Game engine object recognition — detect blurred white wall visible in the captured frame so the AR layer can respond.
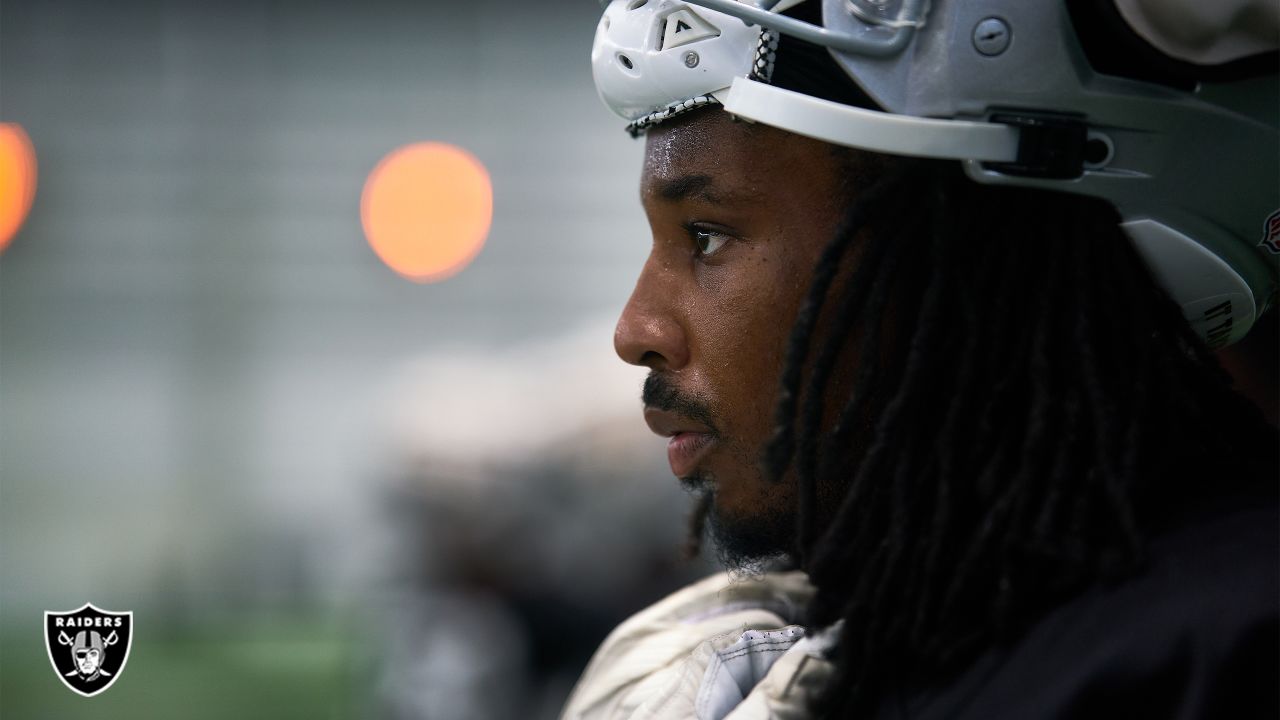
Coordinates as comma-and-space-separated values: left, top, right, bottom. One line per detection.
0, 0, 663, 622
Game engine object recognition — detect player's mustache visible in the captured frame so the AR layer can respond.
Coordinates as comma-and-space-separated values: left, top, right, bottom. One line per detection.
642, 372, 720, 435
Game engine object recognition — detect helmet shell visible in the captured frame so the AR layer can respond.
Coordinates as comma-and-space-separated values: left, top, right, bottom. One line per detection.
820, 0, 1277, 345
592, 0, 760, 122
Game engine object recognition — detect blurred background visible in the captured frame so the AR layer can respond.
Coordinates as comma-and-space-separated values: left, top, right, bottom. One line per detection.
0, 1, 717, 717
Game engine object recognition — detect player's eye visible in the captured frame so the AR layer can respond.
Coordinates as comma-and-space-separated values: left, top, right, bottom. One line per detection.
685, 223, 731, 257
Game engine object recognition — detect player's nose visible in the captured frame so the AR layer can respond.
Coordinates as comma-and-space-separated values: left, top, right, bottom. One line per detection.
614, 253, 690, 371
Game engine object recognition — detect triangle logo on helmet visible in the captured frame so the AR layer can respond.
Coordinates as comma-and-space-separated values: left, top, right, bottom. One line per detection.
662, 8, 720, 50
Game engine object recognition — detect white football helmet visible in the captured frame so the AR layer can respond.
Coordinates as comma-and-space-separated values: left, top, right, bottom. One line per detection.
591, 0, 1280, 347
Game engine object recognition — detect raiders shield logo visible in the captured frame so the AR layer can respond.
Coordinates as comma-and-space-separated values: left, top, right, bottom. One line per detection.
44, 603, 133, 697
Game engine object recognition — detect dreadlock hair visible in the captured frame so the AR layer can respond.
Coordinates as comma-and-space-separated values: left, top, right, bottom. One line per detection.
757, 159, 1278, 717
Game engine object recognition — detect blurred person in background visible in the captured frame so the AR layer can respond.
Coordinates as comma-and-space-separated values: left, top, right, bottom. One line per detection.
371, 327, 716, 719
562, 0, 1279, 718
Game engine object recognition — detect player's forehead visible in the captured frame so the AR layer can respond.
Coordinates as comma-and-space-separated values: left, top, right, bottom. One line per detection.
643, 109, 733, 165
639, 109, 827, 206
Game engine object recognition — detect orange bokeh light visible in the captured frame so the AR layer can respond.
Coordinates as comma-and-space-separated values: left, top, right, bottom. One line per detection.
0, 123, 37, 255
361, 142, 493, 283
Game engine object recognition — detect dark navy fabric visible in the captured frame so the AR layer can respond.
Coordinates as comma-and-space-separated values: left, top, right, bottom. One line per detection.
880, 497, 1279, 720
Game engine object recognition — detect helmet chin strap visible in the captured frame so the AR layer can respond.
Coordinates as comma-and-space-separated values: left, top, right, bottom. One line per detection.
722, 77, 1021, 162
724, 76, 1260, 347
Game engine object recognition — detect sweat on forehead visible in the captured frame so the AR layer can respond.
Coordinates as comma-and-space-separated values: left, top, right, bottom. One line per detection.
640, 107, 889, 206
644, 106, 805, 160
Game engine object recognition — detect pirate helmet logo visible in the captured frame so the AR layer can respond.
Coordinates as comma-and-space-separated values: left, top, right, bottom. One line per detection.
44, 603, 133, 697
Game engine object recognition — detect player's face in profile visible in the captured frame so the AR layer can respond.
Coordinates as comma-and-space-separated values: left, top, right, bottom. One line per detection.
615, 109, 853, 560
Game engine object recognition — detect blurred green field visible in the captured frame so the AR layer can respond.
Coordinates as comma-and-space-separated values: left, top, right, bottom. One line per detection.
0, 615, 357, 720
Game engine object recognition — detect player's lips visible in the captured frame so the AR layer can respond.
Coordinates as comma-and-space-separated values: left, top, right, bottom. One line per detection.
643, 407, 717, 478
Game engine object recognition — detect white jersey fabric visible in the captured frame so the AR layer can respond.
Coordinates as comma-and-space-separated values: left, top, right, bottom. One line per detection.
560, 570, 836, 720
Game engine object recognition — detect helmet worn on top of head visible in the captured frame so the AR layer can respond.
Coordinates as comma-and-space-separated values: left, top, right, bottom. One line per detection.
592, 0, 764, 130
590, 0, 1280, 348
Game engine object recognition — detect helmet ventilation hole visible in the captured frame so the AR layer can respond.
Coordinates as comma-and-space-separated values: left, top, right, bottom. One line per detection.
627, 0, 649, 9
1083, 132, 1114, 168
618, 53, 635, 70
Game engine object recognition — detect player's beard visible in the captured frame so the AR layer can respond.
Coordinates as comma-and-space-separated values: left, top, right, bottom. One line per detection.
681, 469, 795, 572
644, 372, 796, 569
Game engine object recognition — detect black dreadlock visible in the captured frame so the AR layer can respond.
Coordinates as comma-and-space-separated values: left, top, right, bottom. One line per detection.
750, 161, 1279, 716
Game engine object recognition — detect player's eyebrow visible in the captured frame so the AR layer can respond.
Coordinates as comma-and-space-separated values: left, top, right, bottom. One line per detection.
647, 174, 762, 205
